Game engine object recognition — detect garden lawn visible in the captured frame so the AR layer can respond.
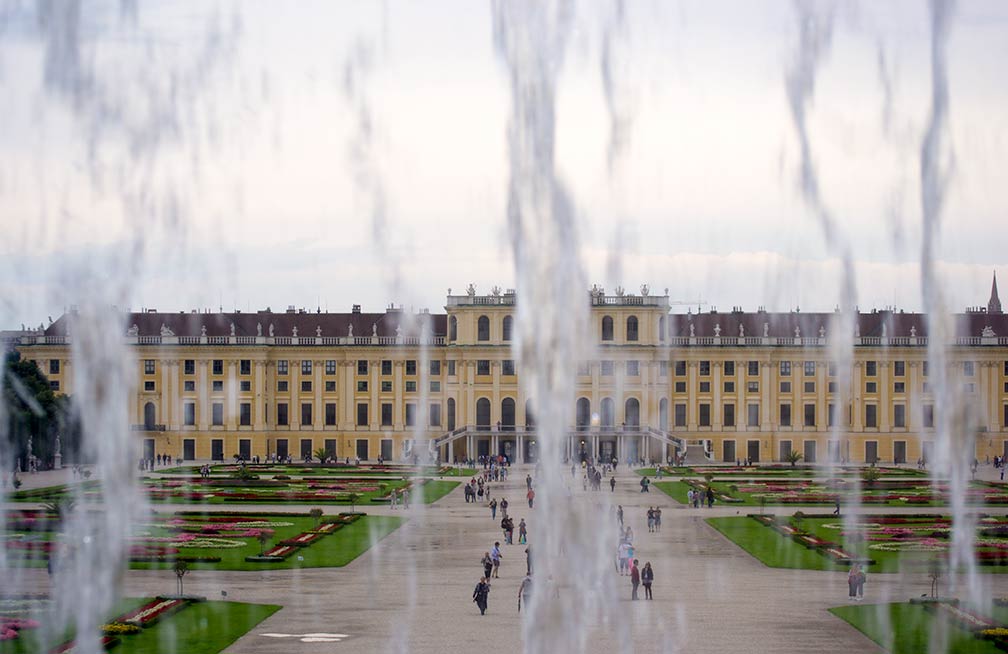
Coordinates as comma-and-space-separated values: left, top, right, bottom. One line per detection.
830, 603, 1006, 654
132, 514, 404, 571
653, 481, 692, 504
109, 600, 278, 654
414, 480, 459, 503
706, 516, 847, 571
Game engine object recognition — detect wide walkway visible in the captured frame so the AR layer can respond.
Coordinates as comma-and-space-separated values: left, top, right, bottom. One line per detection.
7, 464, 1008, 653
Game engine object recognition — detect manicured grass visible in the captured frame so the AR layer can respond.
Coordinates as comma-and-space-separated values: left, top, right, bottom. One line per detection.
830, 603, 1004, 654
707, 516, 845, 571
653, 481, 691, 504
415, 480, 459, 503
638, 466, 927, 478
109, 600, 279, 653
438, 467, 478, 477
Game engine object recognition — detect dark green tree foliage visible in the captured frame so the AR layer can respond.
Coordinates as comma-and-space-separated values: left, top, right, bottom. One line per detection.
3, 351, 83, 469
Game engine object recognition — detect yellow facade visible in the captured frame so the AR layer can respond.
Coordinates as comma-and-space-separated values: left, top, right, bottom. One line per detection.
16, 288, 1008, 465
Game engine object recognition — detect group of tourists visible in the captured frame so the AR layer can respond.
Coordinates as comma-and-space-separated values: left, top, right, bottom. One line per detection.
646, 506, 662, 532
687, 486, 715, 508
388, 486, 410, 510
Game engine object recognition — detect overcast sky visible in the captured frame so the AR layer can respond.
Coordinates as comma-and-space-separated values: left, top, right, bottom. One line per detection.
0, 1, 1005, 328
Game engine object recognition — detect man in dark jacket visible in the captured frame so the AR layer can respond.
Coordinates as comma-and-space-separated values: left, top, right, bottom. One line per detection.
473, 577, 491, 615
630, 559, 640, 600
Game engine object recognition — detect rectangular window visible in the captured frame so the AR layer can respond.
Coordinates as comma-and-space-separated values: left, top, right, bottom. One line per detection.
601, 361, 615, 376
780, 404, 791, 427
184, 380, 195, 392
502, 360, 515, 376
866, 382, 877, 393
626, 360, 640, 376
430, 404, 441, 427
212, 359, 223, 375
326, 360, 337, 375
357, 403, 368, 426
780, 381, 792, 393
723, 404, 735, 427
964, 361, 975, 377
405, 380, 417, 392
780, 361, 791, 376
277, 380, 288, 392
325, 380, 336, 392
301, 381, 312, 392
143, 359, 155, 375
301, 403, 312, 425
699, 361, 710, 376
447, 361, 456, 376
48, 380, 59, 391
277, 403, 288, 426
866, 361, 877, 377
699, 381, 711, 393
828, 362, 837, 377
240, 380, 251, 392
184, 403, 195, 426
747, 404, 760, 427
828, 403, 837, 427
699, 403, 711, 427
923, 404, 934, 428
240, 359, 251, 375
804, 361, 816, 376
212, 380, 223, 392
430, 380, 441, 392
278, 360, 288, 375
659, 361, 668, 377
747, 381, 759, 393
865, 404, 878, 428
675, 361, 686, 376
301, 360, 312, 375
184, 359, 195, 375
804, 381, 815, 393
477, 360, 490, 376
212, 403, 223, 426
240, 403, 251, 426
675, 381, 686, 393
430, 360, 441, 376
894, 361, 905, 377
724, 361, 735, 376
894, 382, 905, 394
406, 360, 417, 376
748, 361, 759, 376
923, 361, 930, 377
803, 403, 816, 427
325, 403, 337, 426
50, 360, 60, 375
1004, 404, 1008, 428
382, 360, 392, 375
144, 381, 155, 392
357, 360, 368, 375
357, 380, 368, 392
674, 403, 686, 427
405, 403, 416, 427
724, 381, 735, 393
381, 381, 393, 393
1004, 361, 1008, 376
894, 404, 906, 428
381, 403, 393, 426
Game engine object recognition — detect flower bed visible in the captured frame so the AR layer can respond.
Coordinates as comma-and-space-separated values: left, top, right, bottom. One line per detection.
0, 618, 39, 641
50, 636, 120, 653
119, 598, 188, 627
748, 514, 871, 566
926, 602, 999, 632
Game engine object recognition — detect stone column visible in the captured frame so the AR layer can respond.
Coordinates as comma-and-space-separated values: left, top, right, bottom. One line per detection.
760, 360, 771, 432
516, 434, 524, 464
198, 360, 209, 430
687, 361, 698, 430
370, 359, 380, 432
254, 361, 267, 430
315, 359, 324, 432
879, 361, 891, 433
712, 361, 723, 429
226, 360, 238, 429
343, 361, 355, 430
394, 360, 404, 431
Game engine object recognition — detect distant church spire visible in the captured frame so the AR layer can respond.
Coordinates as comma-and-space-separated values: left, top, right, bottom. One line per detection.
989, 271, 1003, 314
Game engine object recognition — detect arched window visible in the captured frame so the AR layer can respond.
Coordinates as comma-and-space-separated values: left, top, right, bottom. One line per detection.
449, 316, 458, 342
600, 397, 615, 428
576, 397, 591, 432
447, 397, 456, 431
601, 316, 614, 341
476, 397, 491, 427
502, 315, 513, 341
143, 402, 156, 429
659, 398, 669, 431
627, 316, 639, 341
658, 316, 666, 342
501, 398, 516, 431
525, 400, 535, 430
477, 316, 490, 341
625, 397, 640, 427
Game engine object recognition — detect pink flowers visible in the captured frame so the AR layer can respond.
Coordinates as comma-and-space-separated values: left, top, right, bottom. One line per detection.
0, 618, 39, 641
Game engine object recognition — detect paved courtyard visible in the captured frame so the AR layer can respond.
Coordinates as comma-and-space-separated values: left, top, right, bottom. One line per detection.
7, 464, 1008, 653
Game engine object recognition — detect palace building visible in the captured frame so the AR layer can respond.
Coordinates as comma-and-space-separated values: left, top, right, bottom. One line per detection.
12, 276, 1008, 466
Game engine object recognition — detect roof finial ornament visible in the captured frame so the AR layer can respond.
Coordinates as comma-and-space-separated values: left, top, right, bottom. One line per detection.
854, 323, 860, 338
257, 322, 262, 337
372, 323, 378, 337
763, 322, 769, 338
689, 323, 695, 338
982, 325, 996, 338
268, 323, 274, 337
989, 270, 1003, 314
794, 325, 801, 338
316, 325, 322, 338
230, 322, 236, 337
348, 324, 354, 338
713, 323, 721, 337
739, 324, 744, 337
292, 325, 298, 337
160, 323, 175, 337
910, 325, 917, 337
466, 283, 476, 297
819, 325, 826, 338
200, 325, 206, 337
615, 285, 625, 297
127, 324, 139, 337
640, 284, 649, 296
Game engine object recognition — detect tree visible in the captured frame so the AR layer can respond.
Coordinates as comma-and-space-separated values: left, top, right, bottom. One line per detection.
2, 352, 83, 466
257, 531, 270, 556
314, 447, 328, 465
784, 450, 803, 467
346, 492, 361, 514
862, 466, 881, 486
174, 559, 189, 596
309, 507, 323, 529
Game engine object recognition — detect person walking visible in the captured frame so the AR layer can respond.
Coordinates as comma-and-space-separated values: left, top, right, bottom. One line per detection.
518, 518, 528, 545
617, 505, 624, 527
501, 498, 509, 517
473, 577, 491, 615
490, 497, 498, 520
527, 487, 535, 509
641, 562, 654, 600
518, 573, 532, 613
482, 551, 493, 580
647, 507, 655, 533
630, 558, 640, 600
654, 507, 662, 532
856, 566, 866, 600
491, 541, 503, 578
847, 564, 860, 601
610, 476, 616, 492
